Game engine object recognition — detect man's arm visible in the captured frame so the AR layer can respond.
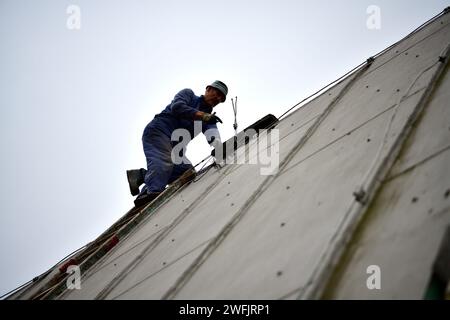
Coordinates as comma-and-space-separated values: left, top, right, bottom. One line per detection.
170, 89, 198, 119
171, 89, 223, 124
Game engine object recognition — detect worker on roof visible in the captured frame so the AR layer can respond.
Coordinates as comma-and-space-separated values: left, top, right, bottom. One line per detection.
127, 80, 228, 207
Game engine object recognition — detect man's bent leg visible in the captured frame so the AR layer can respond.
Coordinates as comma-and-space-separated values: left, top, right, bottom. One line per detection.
140, 130, 174, 196
134, 132, 173, 207
168, 156, 195, 185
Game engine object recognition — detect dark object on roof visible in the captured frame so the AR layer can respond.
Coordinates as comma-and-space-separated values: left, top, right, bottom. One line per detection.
211, 114, 278, 159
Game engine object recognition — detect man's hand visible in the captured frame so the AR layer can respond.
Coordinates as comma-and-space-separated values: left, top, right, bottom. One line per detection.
205, 112, 223, 124
195, 111, 223, 124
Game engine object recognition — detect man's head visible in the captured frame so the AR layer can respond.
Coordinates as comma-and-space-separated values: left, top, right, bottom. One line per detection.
204, 80, 228, 107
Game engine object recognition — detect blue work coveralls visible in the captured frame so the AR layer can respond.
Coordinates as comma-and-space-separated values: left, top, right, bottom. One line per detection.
140, 88, 221, 194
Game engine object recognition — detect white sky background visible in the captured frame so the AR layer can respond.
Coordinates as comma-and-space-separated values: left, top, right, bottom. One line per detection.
0, 0, 448, 297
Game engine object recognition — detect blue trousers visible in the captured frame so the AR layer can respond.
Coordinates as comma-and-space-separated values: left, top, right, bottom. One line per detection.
141, 129, 193, 194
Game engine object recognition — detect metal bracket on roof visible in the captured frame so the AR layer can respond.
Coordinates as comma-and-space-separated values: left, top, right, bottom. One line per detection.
352, 188, 367, 205
366, 57, 375, 65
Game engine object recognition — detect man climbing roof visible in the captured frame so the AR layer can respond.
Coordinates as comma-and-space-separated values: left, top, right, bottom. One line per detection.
127, 80, 228, 207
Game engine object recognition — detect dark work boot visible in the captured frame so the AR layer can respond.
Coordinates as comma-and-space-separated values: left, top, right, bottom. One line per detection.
127, 168, 147, 196
134, 191, 161, 208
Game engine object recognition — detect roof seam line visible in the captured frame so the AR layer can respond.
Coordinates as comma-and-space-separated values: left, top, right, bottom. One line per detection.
79, 227, 167, 282
223, 116, 321, 176
280, 86, 428, 176
384, 143, 450, 183
300, 43, 450, 300
279, 103, 402, 176
110, 238, 213, 300
39, 170, 209, 299
94, 165, 235, 300
361, 22, 450, 83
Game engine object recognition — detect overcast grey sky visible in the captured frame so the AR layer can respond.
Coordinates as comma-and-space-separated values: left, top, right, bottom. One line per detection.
0, 0, 448, 297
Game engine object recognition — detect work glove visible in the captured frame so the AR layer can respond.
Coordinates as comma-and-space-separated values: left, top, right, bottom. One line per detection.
195, 111, 223, 124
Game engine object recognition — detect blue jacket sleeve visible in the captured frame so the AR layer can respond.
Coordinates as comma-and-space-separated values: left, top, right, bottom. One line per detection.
170, 89, 198, 119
